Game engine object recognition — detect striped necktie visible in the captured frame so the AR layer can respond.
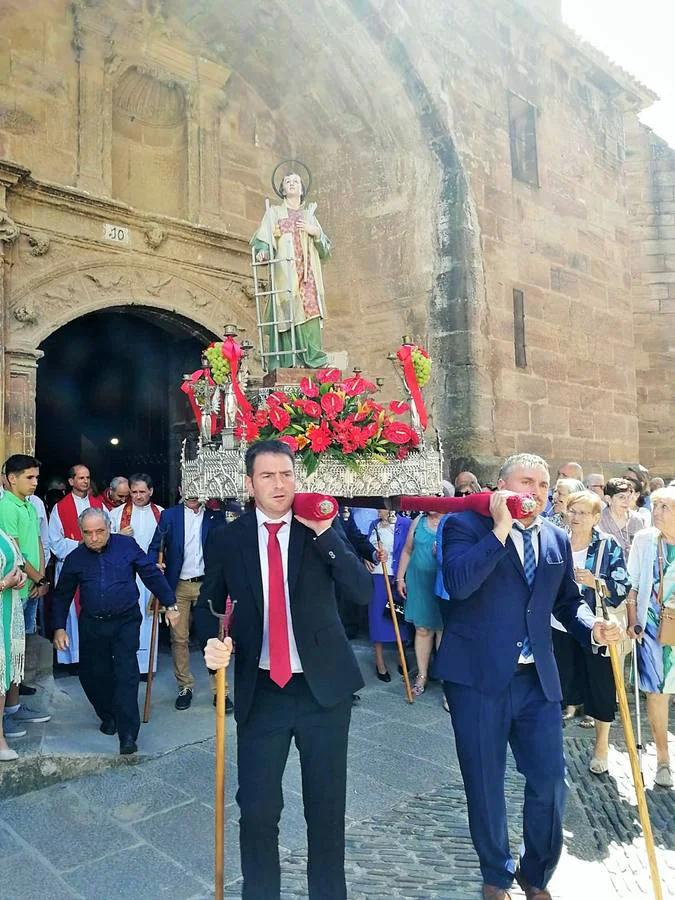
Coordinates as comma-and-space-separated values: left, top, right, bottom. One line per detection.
520, 528, 536, 661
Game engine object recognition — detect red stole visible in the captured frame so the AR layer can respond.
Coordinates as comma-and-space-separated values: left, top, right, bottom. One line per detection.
56, 492, 104, 614
120, 500, 161, 530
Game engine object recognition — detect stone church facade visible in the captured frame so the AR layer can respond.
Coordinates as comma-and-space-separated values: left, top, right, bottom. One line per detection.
0, 0, 672, 478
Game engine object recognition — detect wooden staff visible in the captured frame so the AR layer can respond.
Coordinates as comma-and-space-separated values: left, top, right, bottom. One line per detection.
208, 597, 235, 899
375, 527, 414, 704
599, 592, 662, 900
143, 538, 165, 724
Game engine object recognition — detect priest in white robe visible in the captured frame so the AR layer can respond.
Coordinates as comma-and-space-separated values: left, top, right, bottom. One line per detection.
110, 473, 163, 674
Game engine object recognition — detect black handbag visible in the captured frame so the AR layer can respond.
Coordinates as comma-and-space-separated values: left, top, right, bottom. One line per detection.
382, 576, 405, 620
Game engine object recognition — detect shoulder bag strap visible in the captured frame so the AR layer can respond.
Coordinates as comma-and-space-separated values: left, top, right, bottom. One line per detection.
657, 537, 665, 609
593, 538, 608, 617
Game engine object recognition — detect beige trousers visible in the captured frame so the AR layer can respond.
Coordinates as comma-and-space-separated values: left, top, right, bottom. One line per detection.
172, 579, 224, 696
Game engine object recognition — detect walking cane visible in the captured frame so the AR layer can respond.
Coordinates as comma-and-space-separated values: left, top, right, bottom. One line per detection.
598, 592, 662, 900
208, 597, 235, 900
143, 536, 165, 724
374, 526, 414, 704
632, 626, 645, 782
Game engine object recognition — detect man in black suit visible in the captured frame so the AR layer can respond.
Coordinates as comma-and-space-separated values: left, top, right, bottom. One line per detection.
195, 440, 372, 900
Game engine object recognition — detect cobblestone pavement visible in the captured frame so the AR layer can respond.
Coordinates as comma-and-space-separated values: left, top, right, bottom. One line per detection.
0, 643, 672, 899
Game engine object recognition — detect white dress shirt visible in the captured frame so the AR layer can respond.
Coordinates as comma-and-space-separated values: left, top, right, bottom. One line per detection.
179, 504, 205, 580
256, 507, 302, 673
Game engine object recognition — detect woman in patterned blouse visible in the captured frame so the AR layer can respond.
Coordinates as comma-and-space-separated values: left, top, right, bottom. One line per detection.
566, 491, 630, 775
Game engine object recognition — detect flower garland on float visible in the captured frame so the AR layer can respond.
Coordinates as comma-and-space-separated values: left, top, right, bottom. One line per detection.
233, 343, 432, 475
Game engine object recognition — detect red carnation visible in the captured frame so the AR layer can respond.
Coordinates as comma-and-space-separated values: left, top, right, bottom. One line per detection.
234, 417, 260, 442
396, 446, 410, 460
389, 400, 410, 415
302, 400, 321, 418
320, 391, 345, 419
268, 406, 291, 431
317, 367, 341, 384
308, 423, 333, 452
254, 408, 269, 426
278, 435, 299, 453
299, 377, 319, 398
382, 421, 414, 445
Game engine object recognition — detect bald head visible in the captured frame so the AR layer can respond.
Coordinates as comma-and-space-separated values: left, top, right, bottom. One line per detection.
455, 471, 481, 496
558, 461, 583, 481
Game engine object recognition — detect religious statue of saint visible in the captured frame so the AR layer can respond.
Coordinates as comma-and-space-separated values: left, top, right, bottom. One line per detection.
250, 171, 330, 369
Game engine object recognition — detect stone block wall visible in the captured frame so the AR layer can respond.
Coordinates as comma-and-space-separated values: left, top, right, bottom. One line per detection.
626, 122, 675, 477
0, 0, 669, 479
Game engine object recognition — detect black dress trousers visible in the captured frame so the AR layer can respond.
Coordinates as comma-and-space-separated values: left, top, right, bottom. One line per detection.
78, 608, 142, 741
237, 671, 352, 900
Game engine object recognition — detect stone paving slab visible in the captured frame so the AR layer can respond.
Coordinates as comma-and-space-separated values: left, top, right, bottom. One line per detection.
0, 640, 673, 899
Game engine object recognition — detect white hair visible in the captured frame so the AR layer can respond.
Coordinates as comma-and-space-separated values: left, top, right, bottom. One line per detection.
78, 507, 111, 529
556, 478, 585, 494
109, 476, 129, 491
651, 487, 675, 505
498, 454, 549, 481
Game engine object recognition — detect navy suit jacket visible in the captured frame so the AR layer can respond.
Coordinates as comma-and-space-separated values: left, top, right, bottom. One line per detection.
435, 511, 596, 702
148, 504, 225, 591
193, 511, 372, 724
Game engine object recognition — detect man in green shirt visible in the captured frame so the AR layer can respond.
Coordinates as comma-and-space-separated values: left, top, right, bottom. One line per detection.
0, 455, 51, 736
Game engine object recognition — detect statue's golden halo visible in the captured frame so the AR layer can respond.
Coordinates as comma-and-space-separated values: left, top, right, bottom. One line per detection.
272, 159, 313, 200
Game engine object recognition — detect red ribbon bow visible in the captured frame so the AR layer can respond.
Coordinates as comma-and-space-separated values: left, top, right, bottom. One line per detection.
181, 368, 223, 436
396, 344, 428, 430
220, 337, 252, 417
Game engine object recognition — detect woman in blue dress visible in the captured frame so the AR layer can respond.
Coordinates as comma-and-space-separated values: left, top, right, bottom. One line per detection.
396, 511, 444, 696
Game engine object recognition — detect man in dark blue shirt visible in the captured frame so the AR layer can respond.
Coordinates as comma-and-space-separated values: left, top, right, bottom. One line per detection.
52, 507, 177, 754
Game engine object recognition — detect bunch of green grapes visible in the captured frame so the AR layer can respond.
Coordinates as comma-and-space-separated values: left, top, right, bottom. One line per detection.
203, 343, 231, 385
411, 348, 432, 387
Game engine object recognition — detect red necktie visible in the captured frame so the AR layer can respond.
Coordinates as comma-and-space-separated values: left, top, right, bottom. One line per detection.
264, 522, 292, 688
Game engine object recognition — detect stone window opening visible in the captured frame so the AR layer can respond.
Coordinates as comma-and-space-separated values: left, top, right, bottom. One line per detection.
513, 288, 527, 368
112, 65, 188, 218
508, 93, 539, 187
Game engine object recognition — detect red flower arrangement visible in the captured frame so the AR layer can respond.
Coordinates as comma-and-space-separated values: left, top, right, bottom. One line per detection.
234, 367, 421, 474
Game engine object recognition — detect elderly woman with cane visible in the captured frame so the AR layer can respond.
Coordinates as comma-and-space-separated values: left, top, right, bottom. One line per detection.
564, 490, 630, 773
627, 486, 675, 788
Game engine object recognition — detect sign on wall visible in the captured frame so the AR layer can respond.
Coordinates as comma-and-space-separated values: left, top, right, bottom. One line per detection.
103, 223, 130, 244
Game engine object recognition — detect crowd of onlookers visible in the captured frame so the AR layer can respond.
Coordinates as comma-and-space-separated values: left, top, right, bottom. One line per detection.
341, 462, 675, 786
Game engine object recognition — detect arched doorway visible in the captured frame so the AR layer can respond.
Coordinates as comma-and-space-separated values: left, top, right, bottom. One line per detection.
35, 306, 217, 506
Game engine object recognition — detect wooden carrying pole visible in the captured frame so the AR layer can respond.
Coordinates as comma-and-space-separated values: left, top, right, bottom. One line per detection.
142, 541, 165, 724
599, 595, 663, 900
375, 528, 413, 704
214, 617, 227, 899
207, 597, 233, 900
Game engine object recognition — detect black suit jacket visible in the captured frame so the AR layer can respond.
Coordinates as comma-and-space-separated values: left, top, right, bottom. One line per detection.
194, 511, 373, 724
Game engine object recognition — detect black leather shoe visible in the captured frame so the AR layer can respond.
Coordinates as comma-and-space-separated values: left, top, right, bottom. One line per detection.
213, 695, 234, 714
352, 693, 361, 705
119, 739, 138, 756
175, 688, 193, 710
375, 668, 391, 683
19, 683, 37, 696
99, 717, 116, 735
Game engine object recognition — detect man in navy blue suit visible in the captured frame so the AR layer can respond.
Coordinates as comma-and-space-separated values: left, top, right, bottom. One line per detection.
437, 453, 621, 900
149, 491, 225, 710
